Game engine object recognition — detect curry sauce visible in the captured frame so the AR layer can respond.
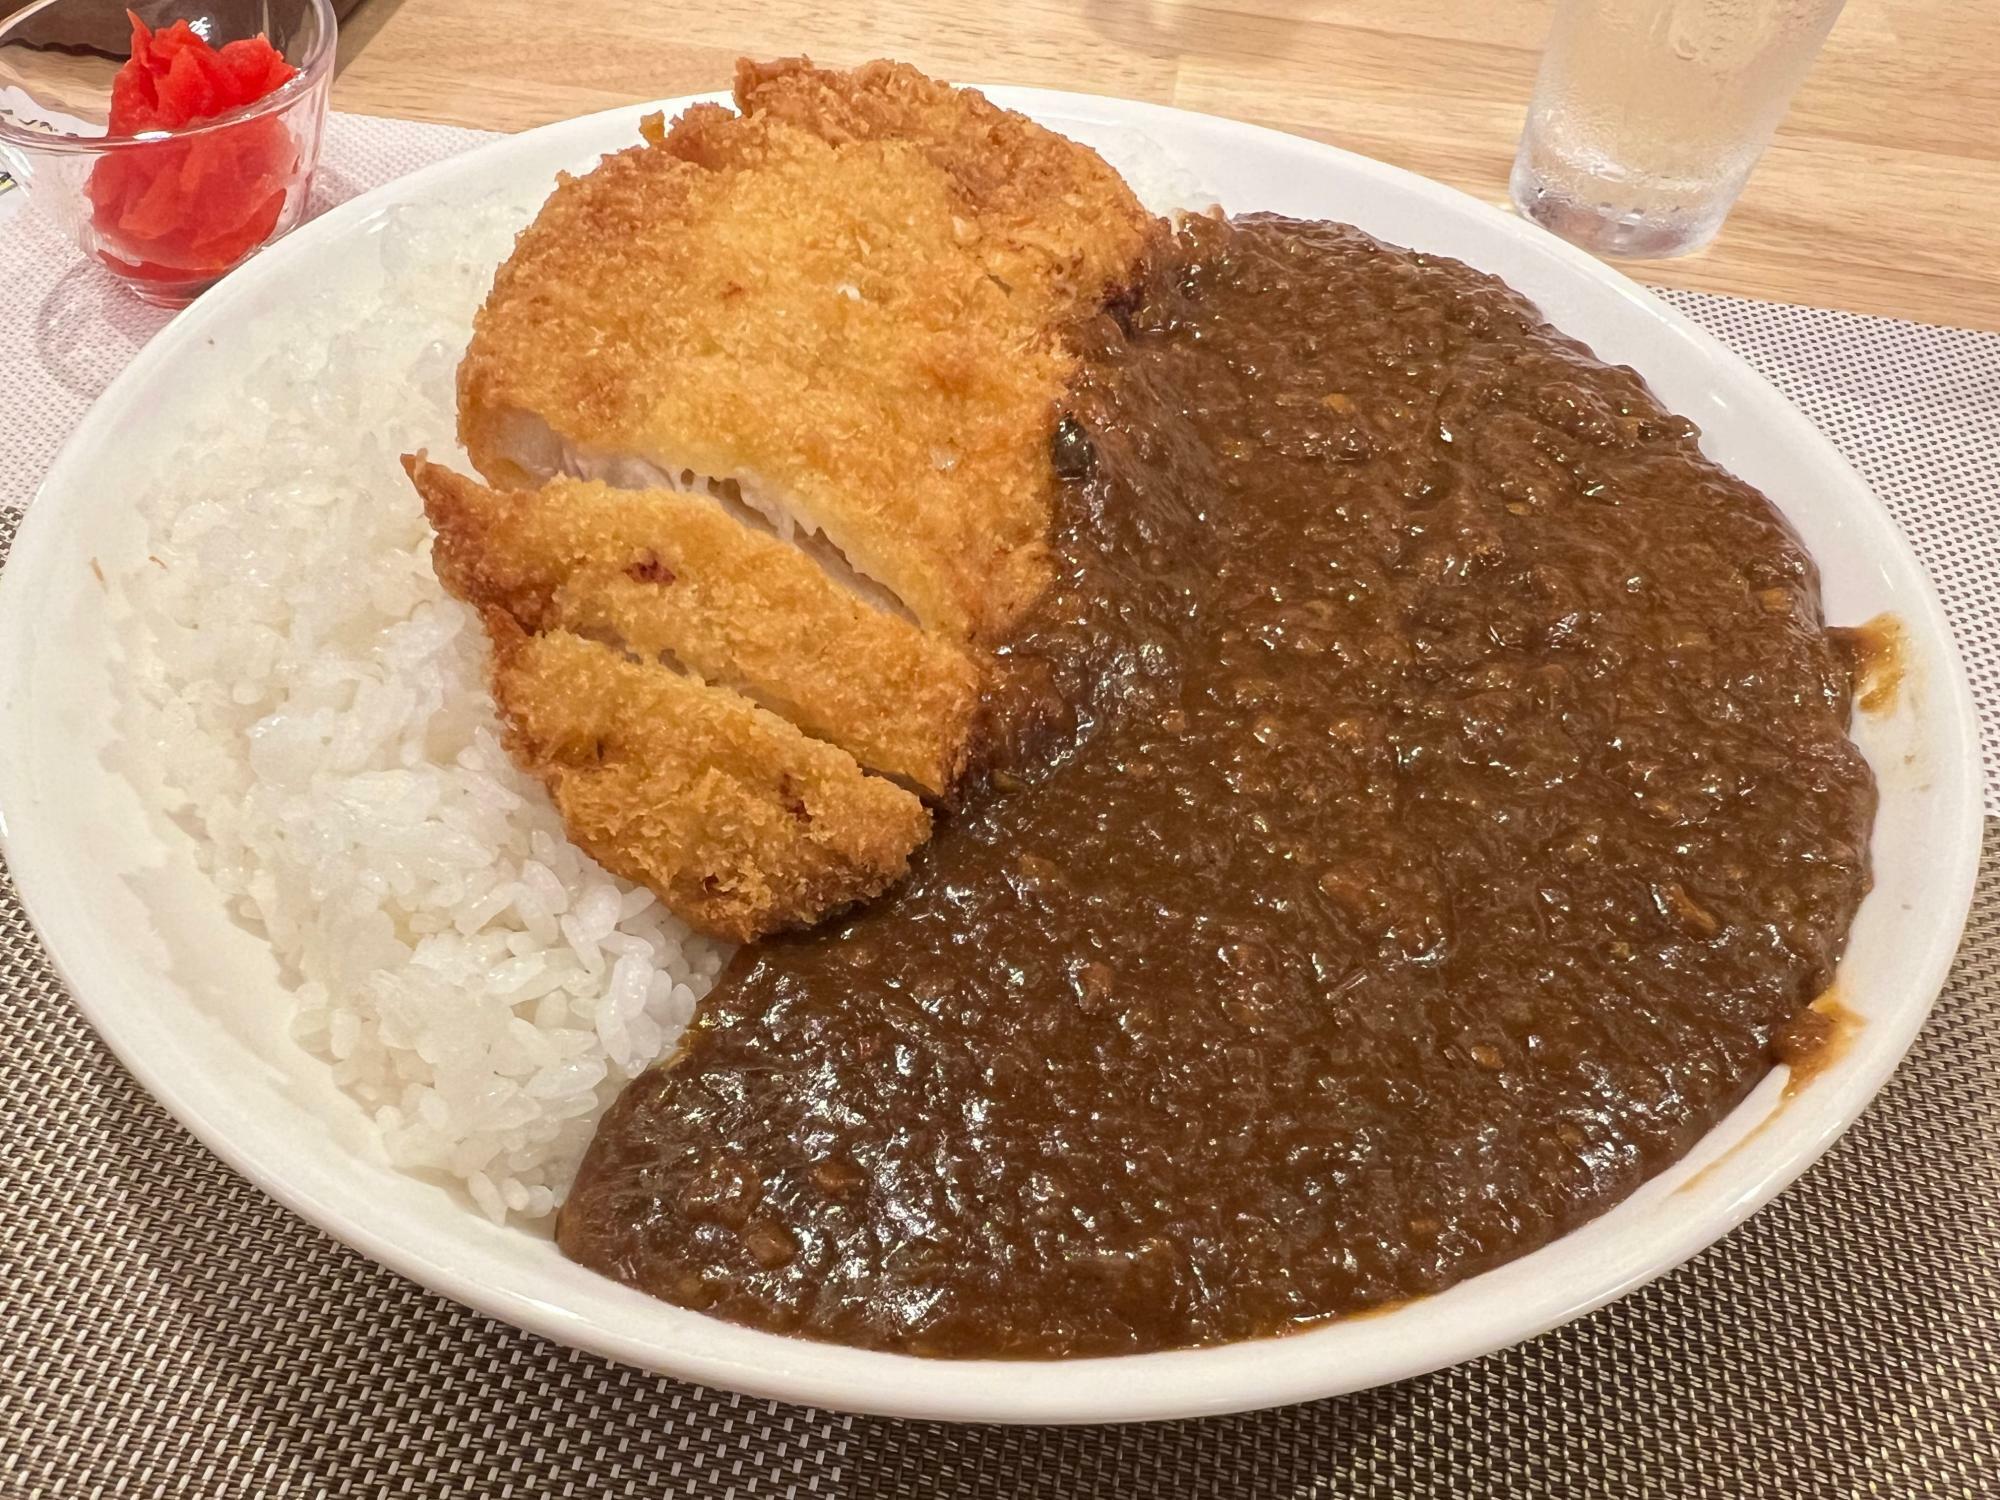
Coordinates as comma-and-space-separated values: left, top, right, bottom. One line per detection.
557, 215, 1877, 1357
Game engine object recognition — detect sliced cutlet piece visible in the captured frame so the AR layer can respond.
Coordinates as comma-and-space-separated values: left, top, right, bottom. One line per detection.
483, 612, 929, 943
407, 456, 979, 796
459, 63, 1150, 644
460, 120, 1060, 641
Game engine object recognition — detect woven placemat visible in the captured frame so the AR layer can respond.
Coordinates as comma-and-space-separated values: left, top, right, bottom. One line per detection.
5, 114, 2000, 1497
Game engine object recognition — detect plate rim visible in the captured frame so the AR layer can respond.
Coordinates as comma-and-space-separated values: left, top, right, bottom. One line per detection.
0, 84, 1982, 1424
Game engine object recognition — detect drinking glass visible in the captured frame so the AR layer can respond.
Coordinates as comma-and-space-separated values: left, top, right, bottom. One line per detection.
1510, 0, 1847, 258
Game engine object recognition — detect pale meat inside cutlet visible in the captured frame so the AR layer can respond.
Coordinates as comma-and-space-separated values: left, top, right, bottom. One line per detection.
465, 413, 914, 620
425, 58, 1152, 941
408, 457, 978, 795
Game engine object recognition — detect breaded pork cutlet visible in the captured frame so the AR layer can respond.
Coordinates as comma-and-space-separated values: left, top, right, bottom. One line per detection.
421, 58, 1153, 941
483, 615, 929, 944
459, 56, 1151, 642
408, 456, 978, 796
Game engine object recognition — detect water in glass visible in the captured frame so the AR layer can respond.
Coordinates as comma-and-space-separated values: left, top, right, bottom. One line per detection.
1511, 0, 1847, 258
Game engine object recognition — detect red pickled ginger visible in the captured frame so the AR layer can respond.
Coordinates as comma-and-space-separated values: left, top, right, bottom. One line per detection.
87, 13, 303, 284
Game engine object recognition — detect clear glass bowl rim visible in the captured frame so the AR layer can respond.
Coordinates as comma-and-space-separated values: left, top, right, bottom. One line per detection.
0, 0, 336, 154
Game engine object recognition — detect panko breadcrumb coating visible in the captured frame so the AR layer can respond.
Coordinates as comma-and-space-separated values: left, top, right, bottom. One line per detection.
483, 613, 930, 945
421, 58, 1152, 940
408, 456, 978, 796
458, 56, 1150, 642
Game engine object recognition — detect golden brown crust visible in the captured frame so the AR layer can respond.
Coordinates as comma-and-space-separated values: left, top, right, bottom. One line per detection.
729, 57, 1152, 307
445, 59, 1155, 939
408, 455, 979, 795
483, 613, 930, 944
458, 57, 1152, 644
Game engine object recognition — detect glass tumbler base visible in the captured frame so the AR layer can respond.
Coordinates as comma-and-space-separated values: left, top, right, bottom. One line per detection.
1509, 156, 1726, 260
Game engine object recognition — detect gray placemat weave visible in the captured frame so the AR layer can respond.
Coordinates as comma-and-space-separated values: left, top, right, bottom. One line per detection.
5, 115, 2000, 1493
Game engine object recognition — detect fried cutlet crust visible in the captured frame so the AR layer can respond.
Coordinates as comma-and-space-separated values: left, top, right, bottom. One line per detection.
409, 456, 978, 795
460, 124, 1049, 641
459, 57, 1151, 644
484, 613, 929, 944
441, 58, 1154, 939
726, 57, 1151, 311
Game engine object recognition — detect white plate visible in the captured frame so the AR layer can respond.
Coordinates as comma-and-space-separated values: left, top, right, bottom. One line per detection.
0, 89, 1981, 1424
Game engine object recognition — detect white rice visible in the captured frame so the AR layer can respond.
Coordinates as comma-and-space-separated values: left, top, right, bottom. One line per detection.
123, 189, 728, 1225
120, 132, 1207, 1229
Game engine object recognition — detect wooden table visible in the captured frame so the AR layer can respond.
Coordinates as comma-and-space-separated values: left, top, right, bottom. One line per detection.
331, 0, 2000, 331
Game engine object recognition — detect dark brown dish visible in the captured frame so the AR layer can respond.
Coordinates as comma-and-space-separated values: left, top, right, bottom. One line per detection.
558, 213, 1877, 1358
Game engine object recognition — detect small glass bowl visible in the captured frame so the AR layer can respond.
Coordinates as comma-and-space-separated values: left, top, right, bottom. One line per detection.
0, 0, 335, 307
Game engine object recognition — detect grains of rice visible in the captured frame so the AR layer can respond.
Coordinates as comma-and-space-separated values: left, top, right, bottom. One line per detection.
122, 186, 728, 1226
